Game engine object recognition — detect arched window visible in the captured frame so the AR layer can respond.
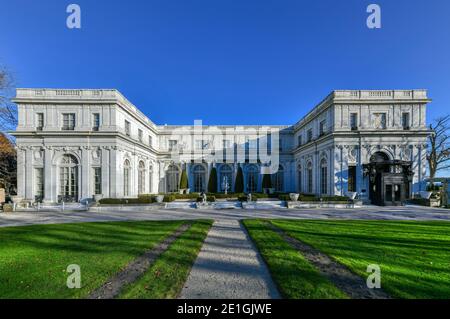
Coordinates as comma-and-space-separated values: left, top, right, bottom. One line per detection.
247, 164, 259, 193
123, 159, 131, 197
149, 165, 153, 193
166, 164, 180, 193
297, 164, 302, 193
193, 165, 206, 193
138, 161, 146, 195
307, 161, 313, 194
219, 164, 233, 193
320, 158, 328, 195
59, 154, 79, 202
272, 164, 284, 192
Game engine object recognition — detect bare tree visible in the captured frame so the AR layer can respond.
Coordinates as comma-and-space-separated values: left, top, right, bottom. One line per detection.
0, 67, 17, 132
427, 115, 450, 180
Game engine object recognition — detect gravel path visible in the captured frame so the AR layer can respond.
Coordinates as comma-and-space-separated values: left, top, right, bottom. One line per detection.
179, 219, 281, 299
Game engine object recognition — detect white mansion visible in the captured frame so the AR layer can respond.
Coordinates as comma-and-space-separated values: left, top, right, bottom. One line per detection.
12, 88, 431, 205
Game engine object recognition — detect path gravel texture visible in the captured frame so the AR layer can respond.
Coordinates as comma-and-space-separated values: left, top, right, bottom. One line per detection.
179, 219, 281, 299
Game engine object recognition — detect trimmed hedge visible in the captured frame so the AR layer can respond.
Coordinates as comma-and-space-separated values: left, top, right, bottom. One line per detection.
196, 196, 216, 202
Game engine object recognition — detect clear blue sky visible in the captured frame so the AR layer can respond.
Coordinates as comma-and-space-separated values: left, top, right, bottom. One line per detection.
1, 0, 449, 125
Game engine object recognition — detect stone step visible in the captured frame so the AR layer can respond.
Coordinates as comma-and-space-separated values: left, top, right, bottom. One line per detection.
242, 200, 287, 209
165, 202, 197, 209
211, 201, 242, 209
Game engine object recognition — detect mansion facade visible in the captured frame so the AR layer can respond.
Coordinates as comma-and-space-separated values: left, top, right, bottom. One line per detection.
12, 88, 431, 205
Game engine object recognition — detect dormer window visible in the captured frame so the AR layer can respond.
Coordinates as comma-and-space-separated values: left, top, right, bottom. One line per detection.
297, 135, 302, 147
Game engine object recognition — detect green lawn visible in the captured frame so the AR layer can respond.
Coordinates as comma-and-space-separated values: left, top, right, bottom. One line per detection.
243, 220, 347, 299
270, 219, 450, 299
0, 220, 201, 299
119, 220, 213, 299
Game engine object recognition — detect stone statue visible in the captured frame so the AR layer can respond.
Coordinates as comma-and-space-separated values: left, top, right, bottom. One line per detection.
201, 192, 207, 205
247, 193, 252, 202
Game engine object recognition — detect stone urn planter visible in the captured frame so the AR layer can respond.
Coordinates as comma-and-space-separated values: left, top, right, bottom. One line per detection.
155, 195, 165, 203
289, 193, 300, 201
94, 194, 103, 202
10, 196, 23, 204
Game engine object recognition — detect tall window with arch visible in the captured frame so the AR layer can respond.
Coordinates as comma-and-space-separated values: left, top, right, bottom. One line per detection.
59, 154, 79, 202
320, 158, 328, 195
123, 159, 131, 197
138, 161, 146, 195
219, 164, 233, 193
272, 164, 284, 192
193, 165, 206, 193
297, 164, 302, 193
166, 164, 180, 193
149, 164, 153, 193
247, 164, 259, 193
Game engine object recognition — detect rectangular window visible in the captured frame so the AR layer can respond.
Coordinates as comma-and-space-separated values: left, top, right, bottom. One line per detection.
125, 120, 131, 136
373, 113, 387, 129
93, 168, 102, 195
348, 166, 357, 192
297, 135, 302, 147
402, 113, 410, 130
307, 129, 313, 142
350, 113, 358, 130
36, 113, 44, 130
138, 129, 143, 142
92, 113, 100, 131
62, 113, 75, 130
149, 135, 153, 147
279, 138, 283, 152
35, 168, 44, 198
319, 120, 326, 136
168, 140, 178, 151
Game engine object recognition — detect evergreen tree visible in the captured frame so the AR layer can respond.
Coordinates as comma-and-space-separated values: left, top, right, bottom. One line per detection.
235, 165, 244, 193
208, 167, 218, 193
179, 168, 189, 190
262, 174, 272, 189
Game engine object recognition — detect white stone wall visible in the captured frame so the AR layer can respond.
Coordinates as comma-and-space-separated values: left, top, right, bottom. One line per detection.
12, 89, 431, 203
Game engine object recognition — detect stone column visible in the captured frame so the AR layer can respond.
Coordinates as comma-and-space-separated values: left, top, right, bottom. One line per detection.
25, 147, 33, 200
43, 147, 54, 203
81, 147, 90, 199
101, 147, 110, 198
16, 147, 26, 200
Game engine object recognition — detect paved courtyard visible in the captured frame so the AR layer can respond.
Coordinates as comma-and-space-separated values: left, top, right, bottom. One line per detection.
1, 205, 449, 228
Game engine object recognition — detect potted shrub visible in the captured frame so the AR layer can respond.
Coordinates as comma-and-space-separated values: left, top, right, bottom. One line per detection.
289, 193, 299, 201
155, 195, 165, 203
